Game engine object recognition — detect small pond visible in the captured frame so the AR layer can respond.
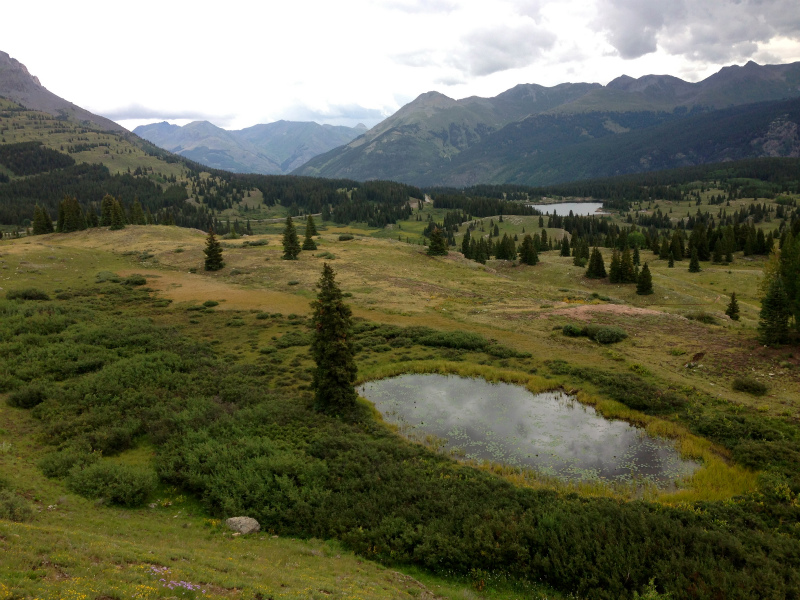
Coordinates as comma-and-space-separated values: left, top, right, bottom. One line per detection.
529, 202, 606, 216
359, 374, 699, 487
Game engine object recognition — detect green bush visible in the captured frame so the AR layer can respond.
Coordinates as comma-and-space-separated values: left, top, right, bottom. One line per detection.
6, 384, 47, 409
38, 449, 100, 478
732, 377, 768, 396
123, 274, 147, 286
203, 300, 219, 307
255, 312, 271, 320
561, 324, 627, 344
588, 325, 628, 344
67, 462, 156, 507
685, 311, 718, 325
275, 330, 312, 348
0, 489, 34, 522
95, 271, 121, 283
338, 234, 354, 241
6, 288, 50, 301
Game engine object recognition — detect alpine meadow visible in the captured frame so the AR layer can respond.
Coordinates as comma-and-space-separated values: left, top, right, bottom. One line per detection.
1, 36, 800, 600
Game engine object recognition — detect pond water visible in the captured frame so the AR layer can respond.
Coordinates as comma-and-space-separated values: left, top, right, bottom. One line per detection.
529, 202, 605, 216
358, 374, 699, 486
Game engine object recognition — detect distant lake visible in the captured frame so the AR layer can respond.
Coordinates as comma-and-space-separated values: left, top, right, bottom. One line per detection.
359, 374, 699, 487
530, 202, 605, 216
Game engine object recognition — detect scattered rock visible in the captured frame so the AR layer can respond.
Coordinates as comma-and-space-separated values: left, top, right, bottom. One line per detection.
225, 516, 260, 535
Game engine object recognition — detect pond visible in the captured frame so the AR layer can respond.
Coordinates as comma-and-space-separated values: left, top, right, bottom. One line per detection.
529, 202, 606, 216
358, 374, 699, 487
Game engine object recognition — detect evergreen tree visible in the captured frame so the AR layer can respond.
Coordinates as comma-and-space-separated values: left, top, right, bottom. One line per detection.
725, 292, 740, 321
302, 216, 318, 250
110, 200, 125, 230
609, 249, 622, 283
130, 199, 146, 225
427, 227, 448, 256
282, 216, 301, 260
758, 276, 790, 345
688, 248, 701, 272
560, 236, 571, 257
636, 263, 654, 295
668, 252, 675, 268
204, 228, 224, 271
306, 215, 318, 236
100, 194, 115, 227
310, 264, 358, 415
586, 248, 607, 278
632, 246, 640, 266
659, 237, 670, 260
620, 248, 636, 283
519, 234, 538, 265
461, 229, 472, 258
32, 205, 54, 235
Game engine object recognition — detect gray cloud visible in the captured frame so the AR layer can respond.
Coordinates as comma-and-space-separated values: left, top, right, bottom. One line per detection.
392, 50, 438, 68
595, 0, 800, 62
453, 21, 557, 76
100, 103, 231, 123
281, 103, 388, 127
382, 0, 458, 13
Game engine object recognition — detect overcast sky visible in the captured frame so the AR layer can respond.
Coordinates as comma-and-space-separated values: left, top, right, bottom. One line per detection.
4, 0, 800, 131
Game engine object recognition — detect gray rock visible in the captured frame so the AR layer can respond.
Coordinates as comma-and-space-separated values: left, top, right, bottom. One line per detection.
225, 516, 260, 535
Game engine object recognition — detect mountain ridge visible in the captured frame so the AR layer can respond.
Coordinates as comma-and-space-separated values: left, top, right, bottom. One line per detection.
0, 51, 126, 133
134, 119, 366, 175
294, 60, 800, 185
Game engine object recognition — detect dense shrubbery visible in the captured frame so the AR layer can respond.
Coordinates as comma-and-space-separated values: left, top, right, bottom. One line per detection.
732, 376, 769, 396
0, 489, 34, 522
6, 288, 50, 301
3, 289, 799, 599
562, 323, 628, 344
67, 462, 157, 507
6, 384, 48, 408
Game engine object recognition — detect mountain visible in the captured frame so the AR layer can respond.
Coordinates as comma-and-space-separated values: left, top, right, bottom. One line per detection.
0, 51, 126, 133
294, 61, 800, 185
134, 120, 367, 175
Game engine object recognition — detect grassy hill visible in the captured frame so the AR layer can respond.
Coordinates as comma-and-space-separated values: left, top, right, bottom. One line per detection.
2, 180, 799, 597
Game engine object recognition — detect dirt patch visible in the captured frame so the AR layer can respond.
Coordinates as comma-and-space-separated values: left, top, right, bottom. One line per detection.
546, 304, 678, 321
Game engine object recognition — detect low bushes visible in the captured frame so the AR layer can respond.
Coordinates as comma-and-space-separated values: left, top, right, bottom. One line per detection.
0, 489, 34, 522
6, 288, 50, 301
67, 462, 157, 507
38, 449, 100, 478
6, 384, 48, 408
563, 323, 627, 344
732, 376, 768, 396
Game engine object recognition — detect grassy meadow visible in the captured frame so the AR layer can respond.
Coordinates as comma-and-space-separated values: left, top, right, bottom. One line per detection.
1, 192, 799, 599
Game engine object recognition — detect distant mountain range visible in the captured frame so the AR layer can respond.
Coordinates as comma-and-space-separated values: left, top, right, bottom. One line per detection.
295, 60, 800, 186
0, 51, 125, 133
134, 120, 367, 175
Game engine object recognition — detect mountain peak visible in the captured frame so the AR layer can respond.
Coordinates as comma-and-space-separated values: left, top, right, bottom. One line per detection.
0, 49, 125, 132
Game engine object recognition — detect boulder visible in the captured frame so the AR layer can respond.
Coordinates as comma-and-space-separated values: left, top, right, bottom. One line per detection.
225, 516, 260, 535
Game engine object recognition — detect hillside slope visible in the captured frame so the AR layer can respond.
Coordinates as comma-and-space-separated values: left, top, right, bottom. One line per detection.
0, 51, 126, 133
134, 119, 367, 175
294, 61, 800, 185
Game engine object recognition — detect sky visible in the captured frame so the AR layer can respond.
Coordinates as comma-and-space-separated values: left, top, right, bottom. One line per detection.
4, 0, 800, 132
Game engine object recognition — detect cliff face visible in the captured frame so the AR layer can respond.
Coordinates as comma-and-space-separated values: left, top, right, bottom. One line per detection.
0, 51, 126, 133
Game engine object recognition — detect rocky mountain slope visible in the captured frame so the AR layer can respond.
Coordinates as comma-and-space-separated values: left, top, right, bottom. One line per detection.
0, 51, 126, 133
134, 119, 367, 175
294, 61, 800, 185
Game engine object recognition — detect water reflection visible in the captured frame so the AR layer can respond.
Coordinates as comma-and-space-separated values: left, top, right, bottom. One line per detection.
359, 374, 698, 486
529, 202, 605, 216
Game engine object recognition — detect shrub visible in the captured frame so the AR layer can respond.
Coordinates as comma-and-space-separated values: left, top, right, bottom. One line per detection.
275, 330, 312, 348
338, 234, 354, 241
288, 280, 300, 286
38, 449, 100, 478
6, 288, 50, 301
732, 377, 768, 396
0, 490, 34, 522
588, 325, 627, 344
6, 384, 47, 409
255, 312, 271, 320
95, 271, 121, 283
203, 300, 219, 307
123, 274, 147, 286
685, 311, 718, 325
563, 324, 584, 337
67, 462, 156, 507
